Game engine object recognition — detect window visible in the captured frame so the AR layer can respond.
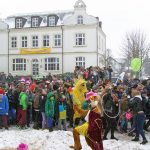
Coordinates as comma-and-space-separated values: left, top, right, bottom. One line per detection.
21, 36, 27, 48
32, 17, 39, 27
76, 57, 85, 68
77, 15, 83, 24
48, 16, 55, 26
43, 35, 50, 47
76, 33, 85, 46
54, 34, 61, 46
11, 37, 17, 48
45, 58, 59, 71
32, 36, 38, 47
13, 58, 26, 71
16, 18, 23, 28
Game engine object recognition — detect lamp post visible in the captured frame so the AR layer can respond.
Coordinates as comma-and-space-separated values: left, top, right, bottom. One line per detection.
127, 38, 130, 73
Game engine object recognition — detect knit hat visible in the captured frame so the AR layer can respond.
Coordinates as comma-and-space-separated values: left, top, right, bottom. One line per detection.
0, 88, 5, 95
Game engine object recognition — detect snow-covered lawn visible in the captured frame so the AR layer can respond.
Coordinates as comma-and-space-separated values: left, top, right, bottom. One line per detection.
0, 127, 149, 150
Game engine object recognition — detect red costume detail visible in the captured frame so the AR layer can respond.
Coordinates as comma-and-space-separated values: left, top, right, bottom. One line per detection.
87, 110, 103, 150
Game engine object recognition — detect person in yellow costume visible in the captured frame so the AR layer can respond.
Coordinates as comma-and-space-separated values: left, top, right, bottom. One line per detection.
72, 78, 88, 126
70, 91, 103, 150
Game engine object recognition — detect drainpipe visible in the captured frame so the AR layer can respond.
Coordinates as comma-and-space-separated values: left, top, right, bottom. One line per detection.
96, 21, 99, 67
7, 25, 10, 74
61, 25, 64, 74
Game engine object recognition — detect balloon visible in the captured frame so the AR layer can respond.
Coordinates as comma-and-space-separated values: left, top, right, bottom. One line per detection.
131, 58, 142, 72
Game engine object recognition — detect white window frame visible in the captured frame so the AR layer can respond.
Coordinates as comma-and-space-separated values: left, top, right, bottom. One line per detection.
32, 36, 38, 47
75, 33, 85, 46
12, 58, 26, 71
32, 17, 39, 27
49, 16, 55, 26
16, 18, 23, 28
77, 15, 83, 24
54, 34, 61, 47
45, 58, 59, 71
11, 37, 17, 48
76, 57, 85, 68
43, 35, 50, 47
21, 36, 27, 48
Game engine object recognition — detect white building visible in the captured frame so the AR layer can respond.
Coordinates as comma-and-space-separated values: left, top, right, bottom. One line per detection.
3, 0, 106, 77
0, 20, 8, 74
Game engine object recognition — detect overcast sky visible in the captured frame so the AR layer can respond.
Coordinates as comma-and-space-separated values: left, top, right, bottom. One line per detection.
0, 0, 150, 57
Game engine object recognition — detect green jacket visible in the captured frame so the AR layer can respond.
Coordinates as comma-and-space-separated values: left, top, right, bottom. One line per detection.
45, 92, 56, 117
19, 92, 27, 110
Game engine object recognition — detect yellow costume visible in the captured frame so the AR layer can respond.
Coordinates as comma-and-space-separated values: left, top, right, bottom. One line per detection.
73, 78, 88, 120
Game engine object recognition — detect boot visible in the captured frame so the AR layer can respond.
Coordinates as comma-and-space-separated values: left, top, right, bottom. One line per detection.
131, 137, 139, 141
49, 128, 53, 132
111, 136, 118, 140
140, 139, 148, 145
70, 129, 82, 150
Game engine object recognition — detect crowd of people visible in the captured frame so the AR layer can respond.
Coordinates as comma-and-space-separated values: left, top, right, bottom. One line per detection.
0, 65, 150, 147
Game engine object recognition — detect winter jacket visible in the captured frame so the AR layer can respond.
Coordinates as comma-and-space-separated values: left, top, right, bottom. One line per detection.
45, 92, 56, 117
103, 93, 117, 114
19, 92, 27, 110
11, 89, 20, 109
129, 95, 144, 115
33, 94, 40, 110
39, 95, 46, 112
0, 94, 9, 115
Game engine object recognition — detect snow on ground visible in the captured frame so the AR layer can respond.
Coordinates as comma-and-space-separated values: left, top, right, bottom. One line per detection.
0, 127, 149, 150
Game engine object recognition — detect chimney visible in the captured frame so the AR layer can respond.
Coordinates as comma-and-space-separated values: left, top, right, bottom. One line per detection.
99, 21, 102, 28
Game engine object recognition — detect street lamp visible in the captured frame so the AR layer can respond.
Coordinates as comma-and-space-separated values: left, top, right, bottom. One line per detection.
127, 38, 130, 72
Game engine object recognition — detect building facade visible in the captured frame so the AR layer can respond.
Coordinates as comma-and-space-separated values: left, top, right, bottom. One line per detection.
0, 20, 8, 74
2, 0, 106, 76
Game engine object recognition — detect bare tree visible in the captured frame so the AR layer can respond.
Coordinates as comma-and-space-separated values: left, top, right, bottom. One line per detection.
122, 30, 150, 73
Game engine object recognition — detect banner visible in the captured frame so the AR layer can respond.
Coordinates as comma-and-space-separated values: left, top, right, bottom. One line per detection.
20, 48, 51, 55
114, 72, 125, 86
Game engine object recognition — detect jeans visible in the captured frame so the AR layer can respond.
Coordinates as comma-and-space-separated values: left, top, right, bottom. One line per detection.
47, 117, 53, 129
0, 115, 8, 127
27, 105, 32, 126
9, 107, 16, 121
58, 119, 67, 130
135, 113, 146, 140
18, 110, 27, 127
41, 112, 46, 129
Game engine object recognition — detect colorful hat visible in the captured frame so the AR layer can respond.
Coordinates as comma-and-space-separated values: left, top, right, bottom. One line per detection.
25, 81, 31, 85
19, 78, 25, 83
85, 91, 97, 100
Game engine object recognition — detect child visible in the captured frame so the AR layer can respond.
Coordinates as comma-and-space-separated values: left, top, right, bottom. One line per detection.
56, 91, 67, 131
0, 88, 9, 129
45, 92, 56, 132
18, 87, 28, 129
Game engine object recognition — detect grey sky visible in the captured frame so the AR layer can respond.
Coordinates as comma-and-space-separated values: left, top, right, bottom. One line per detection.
0, 0, 150, 57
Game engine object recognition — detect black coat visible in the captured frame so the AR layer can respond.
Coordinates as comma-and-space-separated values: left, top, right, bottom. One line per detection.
39, 95, 47, 112
103, 93, 117, 114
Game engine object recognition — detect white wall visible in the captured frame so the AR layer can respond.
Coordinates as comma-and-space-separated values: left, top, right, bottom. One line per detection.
63, 25, 97, 53
9, 27, 63, 54
0, 21, 8, 74
63, 53, 97, 73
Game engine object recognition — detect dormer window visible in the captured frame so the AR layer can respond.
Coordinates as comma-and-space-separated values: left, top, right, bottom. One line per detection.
16, 18, 23, 28
32, 17, 39, 27
48, 16, 55, 26
77, 15, 83, 24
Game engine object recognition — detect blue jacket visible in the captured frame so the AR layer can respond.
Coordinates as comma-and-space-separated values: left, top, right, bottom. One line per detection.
0, 95, 9, 115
